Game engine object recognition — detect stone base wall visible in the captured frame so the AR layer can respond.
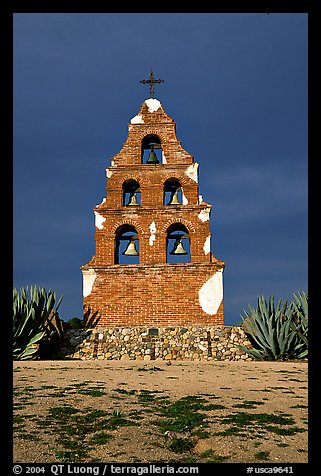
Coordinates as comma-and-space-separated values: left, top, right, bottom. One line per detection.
59, 325, 253, 361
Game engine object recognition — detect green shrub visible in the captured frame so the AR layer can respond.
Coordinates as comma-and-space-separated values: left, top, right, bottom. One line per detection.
67, 317, 84, 329
238, 292, 308, 360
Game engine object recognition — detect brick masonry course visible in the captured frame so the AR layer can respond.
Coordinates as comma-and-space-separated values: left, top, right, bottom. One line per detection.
81, 98, 225, 327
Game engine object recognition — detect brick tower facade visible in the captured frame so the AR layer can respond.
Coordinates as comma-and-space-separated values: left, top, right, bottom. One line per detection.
81, 97, 225, 327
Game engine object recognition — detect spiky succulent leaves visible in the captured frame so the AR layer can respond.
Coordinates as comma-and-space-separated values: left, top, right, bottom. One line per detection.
289, 292, 308, 358
13, 331, 46, 360
239, 294, 308, 361
13, 286, 63, 360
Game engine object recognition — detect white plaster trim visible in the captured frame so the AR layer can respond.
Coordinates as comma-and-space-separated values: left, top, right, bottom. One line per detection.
130, 114, 144, 124
145, 98, 161, 113
82, 269, 97, 298
198, 207, 211, 222
149, 221, 157, 246
106, 168, 113, 178
203, 235, 211, 255
185, 163, 199, 183
94, 211, 106, 229
182, 190, 188, 205
198, 271, 223, 315
162, 152, 167, 164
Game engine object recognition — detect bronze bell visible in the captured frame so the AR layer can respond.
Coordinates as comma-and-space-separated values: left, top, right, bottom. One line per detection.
168, 189, 181, 205
169, 238, 188, 255
122, 239, 139, 256
127, 191, 139, 206
146, 146, 159, 164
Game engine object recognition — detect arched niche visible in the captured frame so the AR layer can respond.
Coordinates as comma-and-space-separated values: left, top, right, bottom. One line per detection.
141, 134, 162, 164
164, 178, 182, 205
114, 224, 139, 265
166, 223, 191, 263
122, 179, 141, 206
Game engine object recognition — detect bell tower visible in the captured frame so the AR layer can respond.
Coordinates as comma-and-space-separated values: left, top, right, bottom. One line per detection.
81, 73, 225, 327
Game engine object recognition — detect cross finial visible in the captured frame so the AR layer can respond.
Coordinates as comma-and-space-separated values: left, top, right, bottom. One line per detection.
140, 70, 164, 98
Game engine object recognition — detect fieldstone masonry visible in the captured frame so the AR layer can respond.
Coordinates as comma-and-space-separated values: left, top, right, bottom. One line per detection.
59, 326, 253, 361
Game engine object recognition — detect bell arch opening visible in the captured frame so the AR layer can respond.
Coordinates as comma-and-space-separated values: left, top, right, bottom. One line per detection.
166, 223, 191, 263
141, 134, 162, 164
114, 224, 139, 265
122, 179, 141, 206
164, 178, 182, 205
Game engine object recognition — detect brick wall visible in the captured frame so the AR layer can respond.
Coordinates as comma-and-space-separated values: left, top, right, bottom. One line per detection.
81, 98, 225, 327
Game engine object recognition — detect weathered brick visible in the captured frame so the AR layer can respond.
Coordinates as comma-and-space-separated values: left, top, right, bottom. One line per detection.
81, 98, 225, 326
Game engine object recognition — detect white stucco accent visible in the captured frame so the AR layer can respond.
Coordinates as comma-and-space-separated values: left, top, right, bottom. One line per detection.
198, 195, 203, 204
185, 163, 199, 183
198, 207, 211, 222
145, 98, 161, 113
130, 114, 144, 124
94, 211, 106, 229
95, 197, 106, 208
182, 190, 188, 205
198, 271, 223, 315
162, 152, 167, 164
106, 168, 113, 178
149, 221, 157, 246
203, 235, 211, 255
111, 160, 115, 166
82, 269, 97, 298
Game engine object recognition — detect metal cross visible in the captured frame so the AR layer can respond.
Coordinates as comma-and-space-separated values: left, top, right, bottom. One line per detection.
140, 70, 164, 98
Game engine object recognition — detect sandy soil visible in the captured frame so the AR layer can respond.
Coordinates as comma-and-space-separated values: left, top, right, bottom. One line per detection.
13, 359, 308, 464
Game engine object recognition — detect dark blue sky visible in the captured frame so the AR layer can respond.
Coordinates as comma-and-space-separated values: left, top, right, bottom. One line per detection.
13, 13, 308, 325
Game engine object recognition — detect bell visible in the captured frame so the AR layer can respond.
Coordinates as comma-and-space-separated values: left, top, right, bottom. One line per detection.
146, 146, 159, 164
169, 238, 188, 255
168, 189, 181, 205
127, 191, 139, 206
122, 239, 139, 256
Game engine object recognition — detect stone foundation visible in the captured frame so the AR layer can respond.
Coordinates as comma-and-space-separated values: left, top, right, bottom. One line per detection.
59, 325, 253, 361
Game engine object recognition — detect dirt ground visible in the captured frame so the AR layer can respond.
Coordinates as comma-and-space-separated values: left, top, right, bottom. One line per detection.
13, 359, 308, 464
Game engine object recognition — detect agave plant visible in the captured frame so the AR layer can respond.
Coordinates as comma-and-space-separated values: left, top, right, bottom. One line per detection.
238, 292, 308, 361
13, 286, 63, 360
289, 291, 308, 358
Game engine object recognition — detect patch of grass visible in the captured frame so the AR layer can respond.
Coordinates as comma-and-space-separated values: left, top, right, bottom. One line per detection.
105, 411, 140, 430
255, 451, 270, 461
232, 400, 265, 409
90, 431, 112, 445
156, 396, 209, 434
215, 410, 306, 440
79, 409, 109, 422
264, 425, 306, 436
253, 441, 262, 447
168, 437, 194, 453
55, 448, 87, 463
77, 388, 105, 397
200, 449, 230, 463
113, 388, 136, 396
204, 403, 226, 410
17, 432, 40, 441
43, 404, 139, 462
192, 429, 211, 439
48, 406, 80, 417
221, 412, 295, 427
